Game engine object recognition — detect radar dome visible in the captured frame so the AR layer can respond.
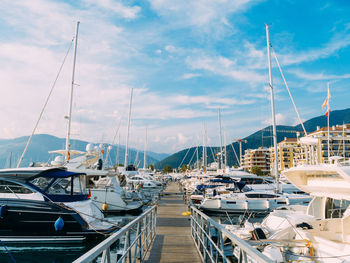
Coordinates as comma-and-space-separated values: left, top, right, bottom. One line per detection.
51, 155, 65, 166
86, 144, 94, 152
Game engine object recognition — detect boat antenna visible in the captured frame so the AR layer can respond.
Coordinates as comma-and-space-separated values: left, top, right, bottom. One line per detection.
265, 24, 279, 193
124, 88, 133, 167
16, 34, 74, 168
65, 21, 80, 162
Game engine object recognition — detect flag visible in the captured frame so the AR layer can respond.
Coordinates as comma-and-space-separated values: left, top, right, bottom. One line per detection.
322, 87, 331, 116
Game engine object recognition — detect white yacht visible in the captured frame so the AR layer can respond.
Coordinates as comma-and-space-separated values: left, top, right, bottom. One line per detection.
225, 163, 350, 262
199, 190, 310, 214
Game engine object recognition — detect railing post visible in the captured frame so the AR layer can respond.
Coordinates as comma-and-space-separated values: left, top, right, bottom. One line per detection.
135, 221, 141, 261
101, 247, 111, 263
128, 230, 132, 263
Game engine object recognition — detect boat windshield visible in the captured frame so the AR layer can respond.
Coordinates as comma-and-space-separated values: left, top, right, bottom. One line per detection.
29, 177, 54, 192
29, 175, 85, 196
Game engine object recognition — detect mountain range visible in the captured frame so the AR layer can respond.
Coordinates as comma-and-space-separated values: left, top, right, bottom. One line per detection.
0, 134, 169, 168
2, 108, 350, 170
155, 108, 350, 169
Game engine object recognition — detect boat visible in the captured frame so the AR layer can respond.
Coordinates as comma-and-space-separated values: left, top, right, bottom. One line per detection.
223, 162, 350, 262
0, 167, 118, 243
199, 190, 310, 214
50, 146, 144, 214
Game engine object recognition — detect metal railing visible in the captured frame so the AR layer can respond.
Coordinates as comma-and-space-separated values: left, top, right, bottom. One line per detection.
190, 206, 274, 263
73, 205, 157, 263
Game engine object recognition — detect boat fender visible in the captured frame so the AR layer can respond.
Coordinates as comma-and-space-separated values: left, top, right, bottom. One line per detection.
251, 228, 266, 240
54, 217, 64, 231
0, 205, 7, 219
102, 203, 109, 211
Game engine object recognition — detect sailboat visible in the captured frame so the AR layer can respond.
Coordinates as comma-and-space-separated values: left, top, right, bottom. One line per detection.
198, 25, 313, 215
0, 22, 123, 243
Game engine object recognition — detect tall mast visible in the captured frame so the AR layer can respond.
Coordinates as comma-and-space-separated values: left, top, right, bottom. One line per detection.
239, 140, 243, 167
224, 132, 227, 169
265, 24, 279, 192
218, 108, 223, 170
143, 126, 148, 169
124, 88, 133, 167
202, 122, 207, 171
65, 21, 80, 162
327, 82, 330, 162
196, 145, 199, 170
116, 133, 120, 166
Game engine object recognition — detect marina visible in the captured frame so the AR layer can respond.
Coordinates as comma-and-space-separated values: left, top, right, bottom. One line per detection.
1, 1, 350, 263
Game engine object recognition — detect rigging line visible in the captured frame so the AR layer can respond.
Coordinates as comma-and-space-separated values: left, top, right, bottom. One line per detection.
17, 39, 74, 168
271, 47, 307, 136
178, 144, 194, 169
105, 108, 127, 165
0, 239, 16, 263
230, 142, 240, 165
209, 146, 217, 164
187, 147, 198, 167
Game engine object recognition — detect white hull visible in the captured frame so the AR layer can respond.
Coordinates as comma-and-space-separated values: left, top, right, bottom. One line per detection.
90, 188, 142, 213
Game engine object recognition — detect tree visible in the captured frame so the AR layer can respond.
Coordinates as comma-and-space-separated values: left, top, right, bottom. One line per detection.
147, 164, 155, 171
162, 164, 173, 174
180, 164, 188, 173
251, 165, 263, 176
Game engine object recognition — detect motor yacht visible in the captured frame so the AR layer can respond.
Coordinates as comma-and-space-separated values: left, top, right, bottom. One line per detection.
0, 167, 118, 243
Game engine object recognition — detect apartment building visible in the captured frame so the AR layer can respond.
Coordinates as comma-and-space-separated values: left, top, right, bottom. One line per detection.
242, 147, 271, 174
270, 138, 298, 172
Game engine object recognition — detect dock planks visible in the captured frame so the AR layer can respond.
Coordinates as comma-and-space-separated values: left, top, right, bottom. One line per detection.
144, 182, 202, 263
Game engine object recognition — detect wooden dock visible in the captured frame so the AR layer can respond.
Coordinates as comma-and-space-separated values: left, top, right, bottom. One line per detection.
144, 182, 202, 263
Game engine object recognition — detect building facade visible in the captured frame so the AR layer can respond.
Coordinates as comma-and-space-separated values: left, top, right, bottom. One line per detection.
242, 147, 271, 174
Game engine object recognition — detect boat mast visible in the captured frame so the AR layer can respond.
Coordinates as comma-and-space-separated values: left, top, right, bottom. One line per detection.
116, 133, 120, 166
327, 82, 330, 162
65, 21, 80, 162
218, 108, 223, 170
265, 24, 279, 192
124, 88, 133, 168
143, 126, 148, 169
224, 132, 227, 170
202, 122, 207, 172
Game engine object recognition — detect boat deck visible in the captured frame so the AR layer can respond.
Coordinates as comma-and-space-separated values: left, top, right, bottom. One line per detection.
144, 182, 202, 263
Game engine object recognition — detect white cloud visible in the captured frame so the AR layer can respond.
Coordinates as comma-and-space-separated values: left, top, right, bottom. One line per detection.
288, 69, 350, 81
186, 55, 265, 84
177, 133, 189, 145
262, 113, 293, 126
165, 45, 176, 53
82, 0, 141, 19
276, 34, 350, 66
180, 73, 202, 79
149, 0, 258, 30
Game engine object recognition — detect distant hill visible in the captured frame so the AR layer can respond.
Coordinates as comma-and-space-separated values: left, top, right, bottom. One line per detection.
155, 108, 350, 169
0, 134, 169, 168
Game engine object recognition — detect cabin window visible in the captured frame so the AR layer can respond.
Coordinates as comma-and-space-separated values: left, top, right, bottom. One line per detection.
0, 180, 33, 194
72, 176, 85, 195
47, 177, 71, 195
325, 198, 350, 218
29, 177, 54, 192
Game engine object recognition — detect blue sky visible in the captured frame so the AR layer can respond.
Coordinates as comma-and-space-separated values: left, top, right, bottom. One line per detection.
0, 0, 350, 153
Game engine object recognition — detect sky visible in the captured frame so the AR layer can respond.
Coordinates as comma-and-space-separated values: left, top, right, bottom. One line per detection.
0, 0, 350, 154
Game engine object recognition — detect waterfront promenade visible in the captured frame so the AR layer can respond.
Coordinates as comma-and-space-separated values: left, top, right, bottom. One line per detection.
144, 182, 202, 263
